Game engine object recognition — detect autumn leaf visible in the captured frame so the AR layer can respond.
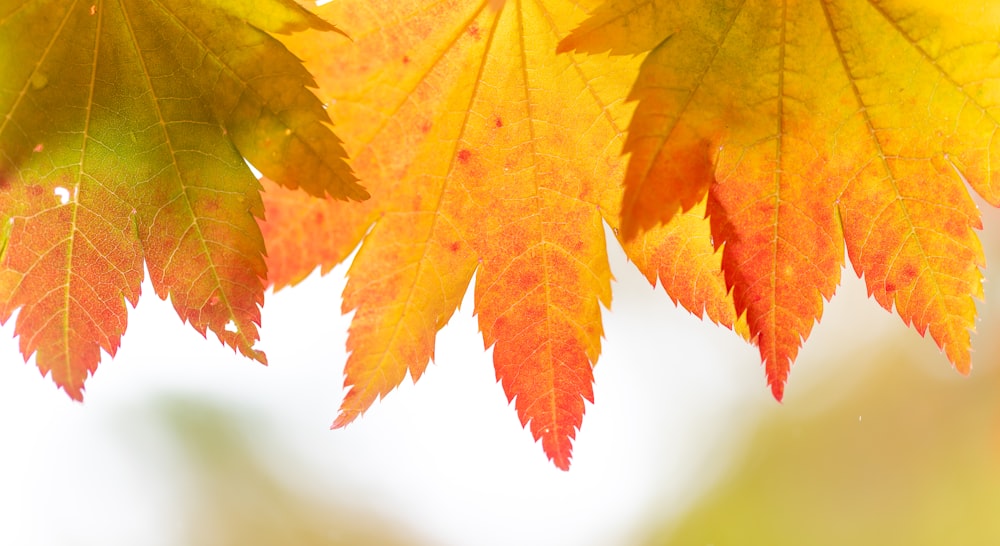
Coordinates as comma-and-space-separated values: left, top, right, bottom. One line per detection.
260, 0, 740, 469
12, 0, 991, 473
562, 0, 1000, 398
0, 0, 361, 399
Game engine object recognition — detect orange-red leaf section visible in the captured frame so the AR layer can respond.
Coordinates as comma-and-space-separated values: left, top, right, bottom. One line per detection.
564, 0, 1000, 396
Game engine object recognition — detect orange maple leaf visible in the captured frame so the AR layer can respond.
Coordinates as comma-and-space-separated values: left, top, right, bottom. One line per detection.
562, 0, 1000, 398
262, 0, 740, 469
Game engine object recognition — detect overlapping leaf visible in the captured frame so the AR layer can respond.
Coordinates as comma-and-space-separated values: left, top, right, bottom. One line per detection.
261, 0, 740, 469
563, 0, 1000, 397
0, 0, 360, 398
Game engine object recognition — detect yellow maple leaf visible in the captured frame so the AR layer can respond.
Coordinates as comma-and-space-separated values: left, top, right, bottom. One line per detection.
563, 0, 1000, 398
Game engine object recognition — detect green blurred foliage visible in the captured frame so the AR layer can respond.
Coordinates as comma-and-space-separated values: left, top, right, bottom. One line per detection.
131, 399, 424, 546
645, 340, 1000, 545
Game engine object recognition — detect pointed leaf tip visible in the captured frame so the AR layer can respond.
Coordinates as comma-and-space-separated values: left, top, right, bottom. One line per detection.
556, 0, 676, 55
770, 378, 785, 403
541, 429, 576, 471
330, 414, 352, 430
213, 0, 343, 35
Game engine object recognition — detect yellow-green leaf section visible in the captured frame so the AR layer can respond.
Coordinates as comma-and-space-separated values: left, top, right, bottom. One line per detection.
0, 0, 356, 398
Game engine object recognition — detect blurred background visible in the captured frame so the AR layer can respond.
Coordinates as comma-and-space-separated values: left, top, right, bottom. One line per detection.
2, 206, 1000, 545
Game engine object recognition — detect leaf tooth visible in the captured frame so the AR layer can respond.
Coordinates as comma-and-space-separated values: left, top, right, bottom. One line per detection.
0, 180, 144, 400
618, 199, 744, 335
840, 157, 982, 377
332, 210, 478, 428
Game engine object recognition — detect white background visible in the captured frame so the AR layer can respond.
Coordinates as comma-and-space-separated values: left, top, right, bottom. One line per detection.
0, 226, 921, 546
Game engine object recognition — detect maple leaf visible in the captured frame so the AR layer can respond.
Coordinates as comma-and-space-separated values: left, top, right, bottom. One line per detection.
0, 0, 362, 399
260, 0, 740, 469
562, 0, 1000, 398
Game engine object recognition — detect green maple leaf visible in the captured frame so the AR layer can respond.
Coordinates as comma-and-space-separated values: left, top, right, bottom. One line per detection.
0, 0, 366, 399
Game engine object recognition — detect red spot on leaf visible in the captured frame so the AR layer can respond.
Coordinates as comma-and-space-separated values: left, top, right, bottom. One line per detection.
402, 55, 410, 65
457, 149, 471, 164
897, 264, 918, 288
33, 143, 43, 152
449, 241, 461, 252
495, 117, 503, 128
420, 121, 432, 134
468, 23, 481, 40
